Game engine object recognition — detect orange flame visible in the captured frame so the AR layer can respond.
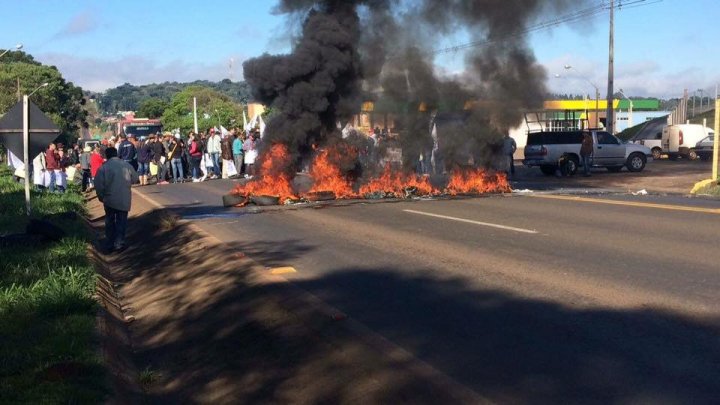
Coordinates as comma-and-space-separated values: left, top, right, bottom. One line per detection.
232, 144, 297, 202
359, 165, 438, 196
307, 147, 356, 198
231, 143, 511, 206
445, 168, 511, 195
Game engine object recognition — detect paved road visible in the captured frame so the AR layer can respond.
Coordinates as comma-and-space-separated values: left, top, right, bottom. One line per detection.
136, 179, 720, 403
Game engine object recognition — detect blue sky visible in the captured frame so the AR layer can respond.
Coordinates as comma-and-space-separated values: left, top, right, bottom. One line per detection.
2, 0, 717, 99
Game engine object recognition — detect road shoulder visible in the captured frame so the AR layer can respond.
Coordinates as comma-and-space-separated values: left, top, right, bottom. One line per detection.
88, 188, 488, 403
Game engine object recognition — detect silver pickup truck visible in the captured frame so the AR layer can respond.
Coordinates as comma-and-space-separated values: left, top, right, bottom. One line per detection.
523, 130, 653, 175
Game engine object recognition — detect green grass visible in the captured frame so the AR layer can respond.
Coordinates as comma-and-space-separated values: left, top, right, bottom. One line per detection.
616, 120, 646, 142
689, 108, 716, 129
0, 167, 107, 403
695, 181, 720, 196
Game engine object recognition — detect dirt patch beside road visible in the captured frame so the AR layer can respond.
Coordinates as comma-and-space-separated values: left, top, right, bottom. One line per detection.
514, 159, 718, 195
89, 190, 486, 404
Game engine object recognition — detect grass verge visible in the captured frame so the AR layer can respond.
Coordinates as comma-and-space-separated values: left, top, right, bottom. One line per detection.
695, 181, 720, 196
0, 167, 106, 403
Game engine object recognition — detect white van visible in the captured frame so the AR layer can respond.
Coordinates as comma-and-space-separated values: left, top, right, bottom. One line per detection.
661, 124, 713, 160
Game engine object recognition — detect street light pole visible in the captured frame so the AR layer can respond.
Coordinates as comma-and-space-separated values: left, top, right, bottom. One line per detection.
606, 0, 615, 134
0, 43, 23, 59
563, 65, 600, 129
23, 95, 30, 215
697, 89, 704, 111
28, 82, 49, 97
22, 83, 50, 216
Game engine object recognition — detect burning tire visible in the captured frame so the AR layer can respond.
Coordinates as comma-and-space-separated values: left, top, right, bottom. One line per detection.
250, 195, 281, 206
305, 191, 337, 201
222, 194, 249, 207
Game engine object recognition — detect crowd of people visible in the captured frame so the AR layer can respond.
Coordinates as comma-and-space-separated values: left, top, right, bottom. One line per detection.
25, 127, 262, 192
109, 127, 261, 185
23, 141, 98, 193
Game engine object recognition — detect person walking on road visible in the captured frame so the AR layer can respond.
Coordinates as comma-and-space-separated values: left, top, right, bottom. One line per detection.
502, 133, 517, 177
580, 131, 594, 177
94, 147, 139, 253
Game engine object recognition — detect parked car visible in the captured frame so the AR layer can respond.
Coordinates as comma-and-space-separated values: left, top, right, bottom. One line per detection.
632, 131, 663, 160
661, 124, 714, 160
695, 135, 715, 161
523, 129, 653, 175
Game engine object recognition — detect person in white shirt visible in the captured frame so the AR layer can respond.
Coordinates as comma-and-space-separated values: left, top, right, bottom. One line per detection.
206, 129, 222, 179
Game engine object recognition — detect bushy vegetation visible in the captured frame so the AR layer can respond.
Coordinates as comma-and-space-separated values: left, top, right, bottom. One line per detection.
694, 179, 720, 196
0, 50, 88, 145
0, 168, 106, 403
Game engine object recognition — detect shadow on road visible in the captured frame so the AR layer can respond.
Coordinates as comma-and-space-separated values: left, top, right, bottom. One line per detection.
95, 207, 720, 404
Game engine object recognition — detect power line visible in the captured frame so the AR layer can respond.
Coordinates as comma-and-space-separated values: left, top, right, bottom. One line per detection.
427, 0, 659, 57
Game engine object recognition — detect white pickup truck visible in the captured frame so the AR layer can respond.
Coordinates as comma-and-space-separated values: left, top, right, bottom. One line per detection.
632, 131, 663, 160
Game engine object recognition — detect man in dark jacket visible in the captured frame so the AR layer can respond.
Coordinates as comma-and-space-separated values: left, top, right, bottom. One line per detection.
221, 134, 234, 178
95, 147, 138, 252
150, 135, 168, 184
117, 134, 136, 168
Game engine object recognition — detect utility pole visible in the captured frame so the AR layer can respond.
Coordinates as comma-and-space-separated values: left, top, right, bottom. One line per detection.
606, 0, 615, 134
698, 89, 704, 111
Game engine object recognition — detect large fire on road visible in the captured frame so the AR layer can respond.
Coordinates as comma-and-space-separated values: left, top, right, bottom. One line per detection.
231, 143, 510, 206
230, 0, 586, 205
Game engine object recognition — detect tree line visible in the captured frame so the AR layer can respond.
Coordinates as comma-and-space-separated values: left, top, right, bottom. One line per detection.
96, 79, 252, 114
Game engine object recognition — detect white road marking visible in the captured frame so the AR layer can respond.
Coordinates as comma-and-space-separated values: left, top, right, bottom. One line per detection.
403, 209, 538, 234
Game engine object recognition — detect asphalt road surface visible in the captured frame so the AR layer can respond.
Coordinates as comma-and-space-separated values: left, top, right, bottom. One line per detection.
136, 178, 720, 404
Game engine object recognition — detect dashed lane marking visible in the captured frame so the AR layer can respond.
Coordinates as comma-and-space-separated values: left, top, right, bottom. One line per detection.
403, 209, 538, 234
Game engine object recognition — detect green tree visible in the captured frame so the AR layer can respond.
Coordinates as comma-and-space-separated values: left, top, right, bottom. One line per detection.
137, 97, 169, 119
161, 86, 244, 134
0, 54, 87, 145
98, 80, 251, 114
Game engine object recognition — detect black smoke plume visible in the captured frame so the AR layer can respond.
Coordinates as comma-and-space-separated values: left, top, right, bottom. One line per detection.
243, 0, 590, 170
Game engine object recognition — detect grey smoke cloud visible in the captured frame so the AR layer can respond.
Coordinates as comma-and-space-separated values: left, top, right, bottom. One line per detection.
55, 10, 99, 38
243, 0, 593, 170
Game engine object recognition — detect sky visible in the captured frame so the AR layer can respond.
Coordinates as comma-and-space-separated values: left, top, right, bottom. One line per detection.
1, 0, 717, 99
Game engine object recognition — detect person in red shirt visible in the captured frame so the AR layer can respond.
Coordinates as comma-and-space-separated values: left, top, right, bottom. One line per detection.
90, 145, 105, 186
44, 143, 59, 192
